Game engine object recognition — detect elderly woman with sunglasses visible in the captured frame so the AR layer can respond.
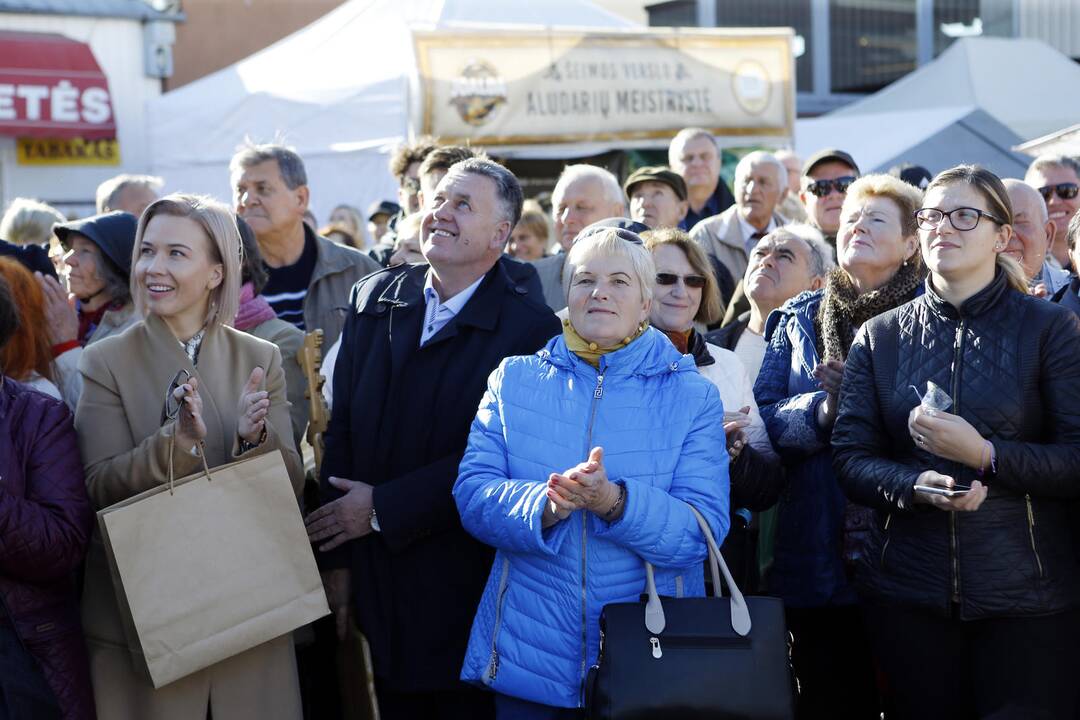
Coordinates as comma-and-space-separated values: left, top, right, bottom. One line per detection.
454, 226, 729, 718
833, 165, 1080, 719
643, 227, 782, 589
74, 194, 304, 720
754, 174, 924, 718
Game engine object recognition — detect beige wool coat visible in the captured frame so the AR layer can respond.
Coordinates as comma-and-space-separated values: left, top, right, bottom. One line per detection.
75, 313, 306, 720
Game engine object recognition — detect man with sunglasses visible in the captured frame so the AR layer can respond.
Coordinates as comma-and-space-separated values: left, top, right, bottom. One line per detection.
1024, 154, 1080, 271
800, 148, 860, 247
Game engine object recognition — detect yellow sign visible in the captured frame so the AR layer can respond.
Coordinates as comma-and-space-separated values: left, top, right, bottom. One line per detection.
16, 137, 120, 165
414, 29, 795, 146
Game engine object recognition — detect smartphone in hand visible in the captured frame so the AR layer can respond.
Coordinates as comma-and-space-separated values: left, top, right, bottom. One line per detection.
914, 483, 972, 498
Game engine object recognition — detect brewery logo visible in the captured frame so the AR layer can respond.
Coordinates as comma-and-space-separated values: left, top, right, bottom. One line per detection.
731, 59, 771, 116
450, 60, 508, 127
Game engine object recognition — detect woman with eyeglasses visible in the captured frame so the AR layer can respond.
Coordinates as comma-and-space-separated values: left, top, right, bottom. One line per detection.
454, 227, 729, 717
74, 194, 305, 720
755, 174, 925, 718
643, 228, 782, 590
832, 165, 1080, 718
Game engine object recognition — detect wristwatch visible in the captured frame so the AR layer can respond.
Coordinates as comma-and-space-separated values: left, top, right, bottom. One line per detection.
369, 507, 381, 533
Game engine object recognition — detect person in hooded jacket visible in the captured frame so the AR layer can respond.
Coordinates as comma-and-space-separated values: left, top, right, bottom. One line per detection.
42, 212, 140, 410
833, 165, 1080, 719
454, 226, 728, 718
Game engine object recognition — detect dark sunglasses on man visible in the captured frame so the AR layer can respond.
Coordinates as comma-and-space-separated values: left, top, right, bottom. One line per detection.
804, 176, 857, 198
1037, 183, 1079, 202
656, 272, 707, 289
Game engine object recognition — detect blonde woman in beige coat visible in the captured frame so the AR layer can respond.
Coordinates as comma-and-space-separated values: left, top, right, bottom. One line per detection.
75, 194, 306, 720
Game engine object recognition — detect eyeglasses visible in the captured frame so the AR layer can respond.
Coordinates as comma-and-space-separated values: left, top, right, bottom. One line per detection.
656, 272, 707, 289
1037, 183, 1079, 202
161, 368, 192, 424
402, 177, 420, 193
915, 207, 1005, 231
804, 176, 856, 198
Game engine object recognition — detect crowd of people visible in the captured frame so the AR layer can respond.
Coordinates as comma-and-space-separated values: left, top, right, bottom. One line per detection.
0, 125, 1079, 720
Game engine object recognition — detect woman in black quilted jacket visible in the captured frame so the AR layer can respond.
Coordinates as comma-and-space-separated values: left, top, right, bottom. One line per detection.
832, 165, 1080, 719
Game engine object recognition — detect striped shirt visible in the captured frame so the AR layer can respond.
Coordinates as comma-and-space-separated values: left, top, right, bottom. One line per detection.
262, 231, 317, 330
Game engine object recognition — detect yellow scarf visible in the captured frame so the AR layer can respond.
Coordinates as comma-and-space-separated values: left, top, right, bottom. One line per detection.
562, 317, 647, 369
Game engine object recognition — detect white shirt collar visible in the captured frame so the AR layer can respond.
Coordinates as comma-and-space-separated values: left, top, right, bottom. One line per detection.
423, 270, 484, 317
736, 210, 776, 244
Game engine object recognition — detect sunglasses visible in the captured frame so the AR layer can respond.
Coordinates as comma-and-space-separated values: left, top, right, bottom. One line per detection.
804, 176, 857, 198
161, 368, 192, 425
656, 272, 707, 289
1037, 183, 1079, 202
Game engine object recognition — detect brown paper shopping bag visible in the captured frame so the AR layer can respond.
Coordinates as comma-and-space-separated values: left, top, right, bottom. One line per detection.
97, 447, 330, 688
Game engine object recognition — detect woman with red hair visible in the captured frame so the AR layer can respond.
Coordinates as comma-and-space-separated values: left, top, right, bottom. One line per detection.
0, 257, 60, 399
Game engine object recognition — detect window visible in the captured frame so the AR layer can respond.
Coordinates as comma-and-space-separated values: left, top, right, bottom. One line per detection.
830, 0, 918, 94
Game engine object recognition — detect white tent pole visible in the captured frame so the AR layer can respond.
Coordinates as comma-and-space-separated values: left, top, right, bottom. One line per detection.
916, 0, 934, 66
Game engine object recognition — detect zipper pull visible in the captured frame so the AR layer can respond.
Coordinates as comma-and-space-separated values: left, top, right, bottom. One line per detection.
650, 637, 662, 659
594, 374, 605, 399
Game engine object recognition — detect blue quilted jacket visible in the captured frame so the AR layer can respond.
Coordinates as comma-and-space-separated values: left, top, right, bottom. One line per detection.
454, 327, 730, 708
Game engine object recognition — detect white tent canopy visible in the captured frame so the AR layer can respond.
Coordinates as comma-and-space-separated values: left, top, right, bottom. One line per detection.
831, 37, 1080, 144
795, 107, 1030, 178
1014, 123, 1080, 158
148, 0, 637, 221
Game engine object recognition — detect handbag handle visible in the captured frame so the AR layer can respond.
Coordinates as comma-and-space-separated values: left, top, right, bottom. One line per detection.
643, 504, 752, 638
166, 431, 212, 496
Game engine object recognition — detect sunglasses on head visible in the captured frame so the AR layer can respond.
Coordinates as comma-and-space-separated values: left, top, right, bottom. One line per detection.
656, 272, 707, 289
805, 176, 857, 198
1037, 183, 1079, 202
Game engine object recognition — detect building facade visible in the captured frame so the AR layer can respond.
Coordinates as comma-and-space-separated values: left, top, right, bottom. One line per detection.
646, 0, 1080, 115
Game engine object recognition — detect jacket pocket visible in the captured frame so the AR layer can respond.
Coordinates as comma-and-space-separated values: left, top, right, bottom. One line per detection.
1025, 495, 1044, 579
484, 557, 511, 686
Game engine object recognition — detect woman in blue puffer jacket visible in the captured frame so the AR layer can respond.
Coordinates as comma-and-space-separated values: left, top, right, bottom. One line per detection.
454, 226, 729, 718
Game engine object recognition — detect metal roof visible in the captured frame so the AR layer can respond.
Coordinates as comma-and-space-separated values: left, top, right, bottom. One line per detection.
0, 0, 182, 22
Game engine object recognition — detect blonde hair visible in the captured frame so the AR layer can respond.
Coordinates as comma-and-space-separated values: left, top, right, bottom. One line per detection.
642, 227, 722, 325
0, 198, 65, 246
563, 229, 656, 304
132, 194, 241, 328
843, 173, 924, 239
925, 165, 1027, 294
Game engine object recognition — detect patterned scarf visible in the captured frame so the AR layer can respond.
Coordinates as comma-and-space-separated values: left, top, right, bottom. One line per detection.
815, 260, 922, 362
234, 282, 278, 332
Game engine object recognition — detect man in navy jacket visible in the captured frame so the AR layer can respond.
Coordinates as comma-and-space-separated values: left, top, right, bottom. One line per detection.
306, 158, 560, 719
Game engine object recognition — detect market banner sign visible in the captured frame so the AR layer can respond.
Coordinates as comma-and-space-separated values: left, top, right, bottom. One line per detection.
0, 31, 117, 139
413, 29, 794, 146
17, 137, 120, 166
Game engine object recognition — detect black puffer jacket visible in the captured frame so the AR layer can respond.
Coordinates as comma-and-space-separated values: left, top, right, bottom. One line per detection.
832, 268, 1080, 619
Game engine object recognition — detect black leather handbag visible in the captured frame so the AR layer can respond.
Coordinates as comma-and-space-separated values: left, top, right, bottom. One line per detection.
585, 505, 795, 720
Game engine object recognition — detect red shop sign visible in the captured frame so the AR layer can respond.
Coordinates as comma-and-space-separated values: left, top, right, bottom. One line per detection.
0, 30, 116, 139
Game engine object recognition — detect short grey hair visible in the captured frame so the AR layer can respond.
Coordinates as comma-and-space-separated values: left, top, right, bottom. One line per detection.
229, 140, 308, 189
734, 151, 788, 192
0, 198, 65, 246
563, 228, 656, 303
551, 165, 625, 215
95, 175, 164, 214
668, 127, 718, 167
1026, 154, 1080, 182
449, 158, 524, 228
764, 223, 835, 278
